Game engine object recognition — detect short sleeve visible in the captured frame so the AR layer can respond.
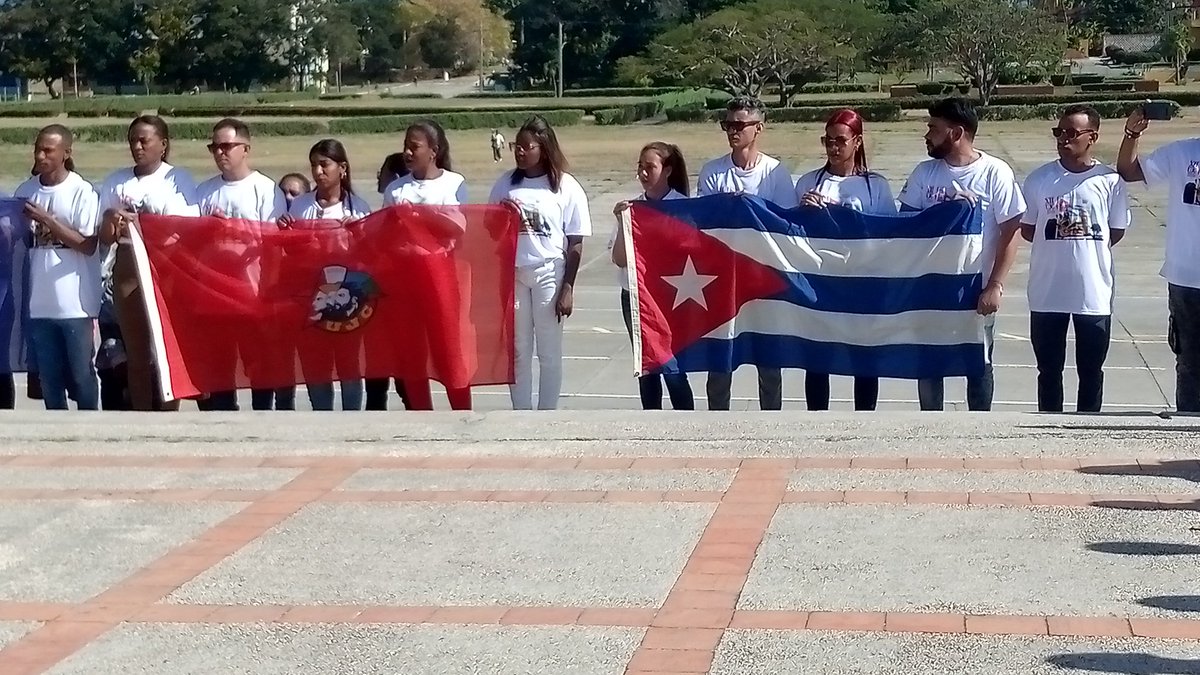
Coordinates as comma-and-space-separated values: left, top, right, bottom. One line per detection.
96, 173, 119, 212
868, 175, 898, 216
453, 177, 468, 205
770, 164, 798, 208
562, 176, 592, 237
1018, 173, 1040, 226
988, 163, 1026, 225
75, 184, 100, 237
1110, 178, 1131, 230
488, 174, 509, 204
1141, 142, 1178, 190
263, 186, 287, 221
382, 185, 397, 207
696, 165, 716, 197
171, 169, 198, 207
897, 166, 926, 210
793, 171, 817, 203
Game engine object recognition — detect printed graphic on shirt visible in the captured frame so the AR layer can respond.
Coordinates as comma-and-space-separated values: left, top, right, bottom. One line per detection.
309, 264, 380, 333
32, 221, 65, 248
925, 185, 951, 203
1042, 197, 1101, 241
515, 202, 551, 237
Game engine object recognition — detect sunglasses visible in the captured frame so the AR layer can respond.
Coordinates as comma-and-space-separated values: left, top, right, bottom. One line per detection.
821, 135, 857, 147
207, 141, 248, 154
1050, 127, 1096, 141
719, 120, 760, 133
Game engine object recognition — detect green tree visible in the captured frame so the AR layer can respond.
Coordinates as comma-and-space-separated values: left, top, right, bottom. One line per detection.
0, 0, 90, 98
1087, 0, 1167, 34
188, 0, 291, 91
418, 14, 467, 70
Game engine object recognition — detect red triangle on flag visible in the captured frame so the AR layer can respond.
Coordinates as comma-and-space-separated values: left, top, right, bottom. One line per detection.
630, 202, 789, 372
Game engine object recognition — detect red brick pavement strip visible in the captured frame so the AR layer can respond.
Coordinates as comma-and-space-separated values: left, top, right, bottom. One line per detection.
0, 466, 357, 675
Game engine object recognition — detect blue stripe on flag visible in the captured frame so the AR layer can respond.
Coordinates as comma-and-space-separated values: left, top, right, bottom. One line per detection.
664, 333, 986, 379
0, 198, 30, 373
774, 272, 983, 314
644, 194, 983, 240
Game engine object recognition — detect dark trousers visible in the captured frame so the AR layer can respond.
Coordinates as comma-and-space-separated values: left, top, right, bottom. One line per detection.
919, 316, 996, 411
253, 387, 295, 411
805, 373, 879, 411
1029, 312, 1110, 413
0, 373, 13, 409
620, 290, 693, 410
364, 378, 413, 411
1168, 284, 1200, 412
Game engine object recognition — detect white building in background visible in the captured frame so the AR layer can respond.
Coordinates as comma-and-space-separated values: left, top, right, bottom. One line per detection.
286, 2, 330, 92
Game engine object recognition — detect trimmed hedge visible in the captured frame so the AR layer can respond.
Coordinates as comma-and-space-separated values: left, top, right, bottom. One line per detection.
594, 101, 661, 125
378, 91, 444, 99
1080, 81, 1140, 92
800, 82, 875, 94
0, 119, 328, 145
328, 109, 584, 134
976, 99, 1179, 121
455, 90, 555, 98
566, 86, 683, 97
914, 82, 969, 96
665, 103, 902, 123
1106, 48, 1161, 65
1050, 73, 1105, 86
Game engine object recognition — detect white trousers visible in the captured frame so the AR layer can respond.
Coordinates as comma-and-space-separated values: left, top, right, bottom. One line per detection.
511, 258, 565, 410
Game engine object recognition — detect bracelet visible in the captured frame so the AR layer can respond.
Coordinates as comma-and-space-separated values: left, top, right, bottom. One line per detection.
1124, 128, 1142, 139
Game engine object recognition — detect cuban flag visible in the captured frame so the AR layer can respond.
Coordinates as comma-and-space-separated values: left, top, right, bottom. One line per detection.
0, 198, 30, 374
625, 194, 985, 379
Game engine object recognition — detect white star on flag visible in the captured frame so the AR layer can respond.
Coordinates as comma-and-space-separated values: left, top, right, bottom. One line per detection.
663, 256, 717, 310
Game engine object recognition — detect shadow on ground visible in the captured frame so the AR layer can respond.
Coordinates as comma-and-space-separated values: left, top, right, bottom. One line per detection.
1074, 460, 1200, 483
1086, 542, 1200, 556
1045, 653, 1200, 674
1138, 595, 1200, 613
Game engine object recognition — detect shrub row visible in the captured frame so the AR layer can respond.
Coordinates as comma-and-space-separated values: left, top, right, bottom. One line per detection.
377, 91, 444, 99
977, 99, 1179, 121
455, 90, 555, 98
1105, 47, 1162, 65
0, 119, 327, 145
799, 82, 876, 94
456, 86, 684, 99
665, 103, 903, 123
911, 81, 972, 96
1049, 73, 1106, 86
327, 110, 584, 134
593, 101, 662, 125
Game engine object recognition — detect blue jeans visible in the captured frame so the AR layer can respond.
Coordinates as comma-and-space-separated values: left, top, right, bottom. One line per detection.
918, 315, 995, 411
620, 290, 694, 410
307, 379, 364, 411
29, 318, 99, 410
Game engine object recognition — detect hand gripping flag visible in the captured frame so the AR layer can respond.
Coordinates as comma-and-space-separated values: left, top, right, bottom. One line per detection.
626, 194, 986, 380
0, 198, 30, 374
134, 204, 518, 401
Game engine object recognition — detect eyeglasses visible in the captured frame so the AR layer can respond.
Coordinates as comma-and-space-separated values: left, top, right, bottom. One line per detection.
719, 120, 760, 133
207, 141, 248, 154
1050, 127, 1096, 141
821, 135, 857, 147
509, 142, 540, 152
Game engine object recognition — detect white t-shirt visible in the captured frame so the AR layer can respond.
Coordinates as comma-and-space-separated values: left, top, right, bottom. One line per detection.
1140, 138, 1200, 288
898, 151, 1027, 284
793, 168, 898, 215
1020, 161, 1130, 315
697, 152, 798, 208
15, 172, 101, 319
384, 171, 468, 206
98, 163, 198, 243
488, 170, 592, 267
287, 191, 372, 220
195, 171, 287, 221
607, 189, 687, 291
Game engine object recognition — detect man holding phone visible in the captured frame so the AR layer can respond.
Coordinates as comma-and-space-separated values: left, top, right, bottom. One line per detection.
1117, 101, 1200, 411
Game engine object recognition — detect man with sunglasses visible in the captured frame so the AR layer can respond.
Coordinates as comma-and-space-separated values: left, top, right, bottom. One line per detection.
194, 118, 288, 411
696, 96, 798, 411
898, 97, 1026, 411
1118, 104, 1200, 412
1019, 105, 1129, 413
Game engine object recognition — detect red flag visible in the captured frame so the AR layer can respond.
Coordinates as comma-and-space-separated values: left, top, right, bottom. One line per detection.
133, 204, 518, 401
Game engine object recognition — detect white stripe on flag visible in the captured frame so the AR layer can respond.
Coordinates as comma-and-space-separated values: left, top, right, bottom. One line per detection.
702, 229, 984, 278
703, 298, 983, 347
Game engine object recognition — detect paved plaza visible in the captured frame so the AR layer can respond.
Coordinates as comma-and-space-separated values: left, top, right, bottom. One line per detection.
0, 412, 1196, 673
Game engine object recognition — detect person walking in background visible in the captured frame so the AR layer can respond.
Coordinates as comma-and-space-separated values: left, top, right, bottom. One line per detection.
489, 115, 592, 411
194, 118, 288, 411
611, 141, 694, 410
1021, 105, 1129, 413
1118, 104, 1200, 412
697, 96, 797, 411
97, 115, 197, 411
379, 120, 473, 411
17, 125, 101, 410
898, 98, 1026, 411
282, 140, 371, 411
490, 129, 505, 163
795, 108, 897, 412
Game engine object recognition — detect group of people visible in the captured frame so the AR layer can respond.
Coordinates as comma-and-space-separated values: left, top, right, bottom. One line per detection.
0, 94, 1192, 414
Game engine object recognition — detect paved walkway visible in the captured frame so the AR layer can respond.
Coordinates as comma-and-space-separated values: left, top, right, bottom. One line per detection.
0, 412, 1196, 673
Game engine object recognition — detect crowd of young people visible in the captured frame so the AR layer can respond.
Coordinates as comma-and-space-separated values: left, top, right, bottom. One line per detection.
0, 95, 1191, 414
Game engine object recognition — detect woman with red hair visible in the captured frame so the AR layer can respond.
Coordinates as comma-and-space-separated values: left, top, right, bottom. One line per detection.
794, 108, 897, 411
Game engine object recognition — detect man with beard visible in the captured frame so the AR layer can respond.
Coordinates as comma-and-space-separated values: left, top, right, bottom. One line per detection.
898, 97, 1026, 411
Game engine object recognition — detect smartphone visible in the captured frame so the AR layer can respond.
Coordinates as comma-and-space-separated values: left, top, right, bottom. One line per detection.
1143, 101, 1173, 121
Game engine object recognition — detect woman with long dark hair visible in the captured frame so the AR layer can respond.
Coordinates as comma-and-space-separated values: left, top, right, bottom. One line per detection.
372, 120, 472, 410
488, 115, 592, 410
280, 139, 371, 411
794, 108, 897, 412
97, 115, 198, 411
611, 141, 694, 410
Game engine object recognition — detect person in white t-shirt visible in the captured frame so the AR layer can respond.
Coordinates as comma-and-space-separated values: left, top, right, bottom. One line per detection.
795, 108, 898, 412
610, 141, 695, 411
697, 96, 797, 412
1118, 104, 1200, 411
898, 97, 1026, 411
193, 117, 288, 412
17, 125, 101, 410
98, 115, 197, 412
490, 129, 505, 162
1021, 105, 1130, 413
280, 139, 372, 413
489, 114, 592, 410
378, 120, 474, 412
